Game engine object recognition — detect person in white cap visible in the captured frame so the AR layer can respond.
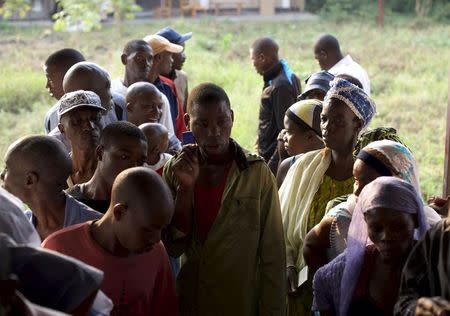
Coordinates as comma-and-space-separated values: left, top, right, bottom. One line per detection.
157, 27, 193, 112
143, 34, 187, 140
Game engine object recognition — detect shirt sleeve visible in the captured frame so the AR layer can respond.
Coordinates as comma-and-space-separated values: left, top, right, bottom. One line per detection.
258, 163, 287, 315
272, 83, 297, 131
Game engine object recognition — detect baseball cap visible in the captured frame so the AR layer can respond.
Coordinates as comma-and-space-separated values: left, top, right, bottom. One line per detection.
286, 99, 323, 136
156, 27, 193, 44
142, 34, 184, 55
58, 90, 105, 120
297, 71, 334, 101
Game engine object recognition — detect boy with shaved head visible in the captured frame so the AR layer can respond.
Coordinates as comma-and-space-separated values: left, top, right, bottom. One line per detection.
250, 37, 301, 174
313, 34, 370, 94
43, 167, 177, 316
43, 48, 85, 133
67, 121, 148, 213
127, 82, 181, 153
0, 135, 102, 240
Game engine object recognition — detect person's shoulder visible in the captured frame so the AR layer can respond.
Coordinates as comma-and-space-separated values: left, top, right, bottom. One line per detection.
67, 194, 103, 221
42, 222, 88, 248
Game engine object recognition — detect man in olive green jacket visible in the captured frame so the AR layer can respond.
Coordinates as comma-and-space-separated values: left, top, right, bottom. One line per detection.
163, 83, 286, 316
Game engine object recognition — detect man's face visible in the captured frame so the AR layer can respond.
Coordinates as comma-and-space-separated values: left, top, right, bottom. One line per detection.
44, 64, 65, 100
172, 43, 186, 71
189, 100, 233, 157
313, 44, 328, 70
158, 52, 174, 76
128, 92, 163, 126
59, 108, 103, 151
124, 46, 153, 84
250, 48, 266, 75
1, 152, 27, 202
99, 136, 148, 186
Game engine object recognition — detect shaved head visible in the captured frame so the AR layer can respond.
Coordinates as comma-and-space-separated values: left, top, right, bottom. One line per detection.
63, 62, 112, 109
111, 167, 172, 212
313, 34, 343, 71
126, 82, 160, 104
139, 123, 168, 142
1, 135, 71, 201
251, 37, 279, 57
5, 135, 71, 177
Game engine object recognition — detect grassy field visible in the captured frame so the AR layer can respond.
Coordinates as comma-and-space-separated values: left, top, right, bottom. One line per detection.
0, 15, 449, 197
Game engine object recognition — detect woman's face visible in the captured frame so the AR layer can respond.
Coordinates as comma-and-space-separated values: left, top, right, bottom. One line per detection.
320, 99, 361, 151
283, 116, 311, 156
353, 159, 382, 196
364, 207, 416, 262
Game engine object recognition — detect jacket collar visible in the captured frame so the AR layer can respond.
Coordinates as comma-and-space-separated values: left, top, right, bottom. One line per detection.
263, 61, 282, 83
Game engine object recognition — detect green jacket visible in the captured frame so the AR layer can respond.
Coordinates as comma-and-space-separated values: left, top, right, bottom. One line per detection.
163, 141, 286, 316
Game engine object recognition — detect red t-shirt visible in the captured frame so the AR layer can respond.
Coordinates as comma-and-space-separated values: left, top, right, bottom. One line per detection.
42, 222, 178, 316
160, 76, 187, 140
194, 166, 231, 244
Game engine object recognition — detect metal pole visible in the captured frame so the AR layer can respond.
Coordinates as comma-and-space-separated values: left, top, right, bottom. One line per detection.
443, 69, 450, 197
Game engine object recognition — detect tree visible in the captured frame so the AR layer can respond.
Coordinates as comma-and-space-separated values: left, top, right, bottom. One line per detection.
0, 0, 141, 32
415, 0, 433, 17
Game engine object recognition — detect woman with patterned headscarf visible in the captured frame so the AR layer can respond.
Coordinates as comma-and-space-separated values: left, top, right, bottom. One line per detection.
279, 77, 376, 315
312, 177, 429, 316
303, 140, 442, 274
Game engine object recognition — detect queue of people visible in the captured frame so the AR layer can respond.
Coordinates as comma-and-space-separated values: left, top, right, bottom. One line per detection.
0, 27, 449, 316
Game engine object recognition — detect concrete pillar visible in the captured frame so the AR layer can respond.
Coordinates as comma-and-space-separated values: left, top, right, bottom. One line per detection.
260, 0, 275, 16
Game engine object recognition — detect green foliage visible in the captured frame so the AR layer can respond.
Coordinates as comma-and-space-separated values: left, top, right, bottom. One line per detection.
52, 0, 141, 32
53, 0, 104, 32
0, 0, 31, 19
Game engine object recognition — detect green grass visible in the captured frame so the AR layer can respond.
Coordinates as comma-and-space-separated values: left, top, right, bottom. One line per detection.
0, 16, 449, 197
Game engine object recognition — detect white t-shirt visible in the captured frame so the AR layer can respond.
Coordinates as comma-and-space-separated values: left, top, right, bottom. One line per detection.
328, 55, 371, 95
0, 187, 41, 247
111, 78, 176, 138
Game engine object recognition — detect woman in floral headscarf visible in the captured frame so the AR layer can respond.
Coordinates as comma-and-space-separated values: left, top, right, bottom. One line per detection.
312, 177, 429, 316
279, 77, 376, 315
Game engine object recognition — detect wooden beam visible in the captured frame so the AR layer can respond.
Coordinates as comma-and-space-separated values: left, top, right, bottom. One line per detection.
443, 69, 450, 197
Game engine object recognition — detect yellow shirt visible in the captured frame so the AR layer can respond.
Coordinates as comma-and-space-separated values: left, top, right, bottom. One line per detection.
163, 144, 286, 316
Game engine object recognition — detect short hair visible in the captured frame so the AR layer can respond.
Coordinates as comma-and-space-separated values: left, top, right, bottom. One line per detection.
316, 34, 341, 54
63, 62, 110, 92
45, 48, 85, 70
187, 83, 231, 114
251, 37, 279, 56
100, 121, 147, 149
7, 135, 71, 176
335, 74, 363, 89
123, 40, 151, 56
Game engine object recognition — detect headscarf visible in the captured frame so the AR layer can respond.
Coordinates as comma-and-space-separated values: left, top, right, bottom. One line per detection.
356, 139, 420, 195
324, 77, 376, 128
285, 99, 323, 136
339, 177, 428, 316
353, 127, 406, 159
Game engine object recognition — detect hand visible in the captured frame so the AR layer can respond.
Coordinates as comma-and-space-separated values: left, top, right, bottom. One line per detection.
428, 196, 450, 216
172, 144, 200, 189
415, 297, 450, 316
286, 266, 299, 296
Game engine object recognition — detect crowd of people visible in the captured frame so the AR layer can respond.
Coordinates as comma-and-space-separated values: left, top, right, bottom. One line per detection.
0, 25, 449, 316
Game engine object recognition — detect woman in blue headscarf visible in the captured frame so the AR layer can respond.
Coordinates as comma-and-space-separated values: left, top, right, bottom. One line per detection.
312, 177, 429, 316
279, 77, 376, 315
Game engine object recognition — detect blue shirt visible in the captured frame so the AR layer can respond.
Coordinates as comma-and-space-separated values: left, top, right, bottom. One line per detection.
26, 194, 102, 228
